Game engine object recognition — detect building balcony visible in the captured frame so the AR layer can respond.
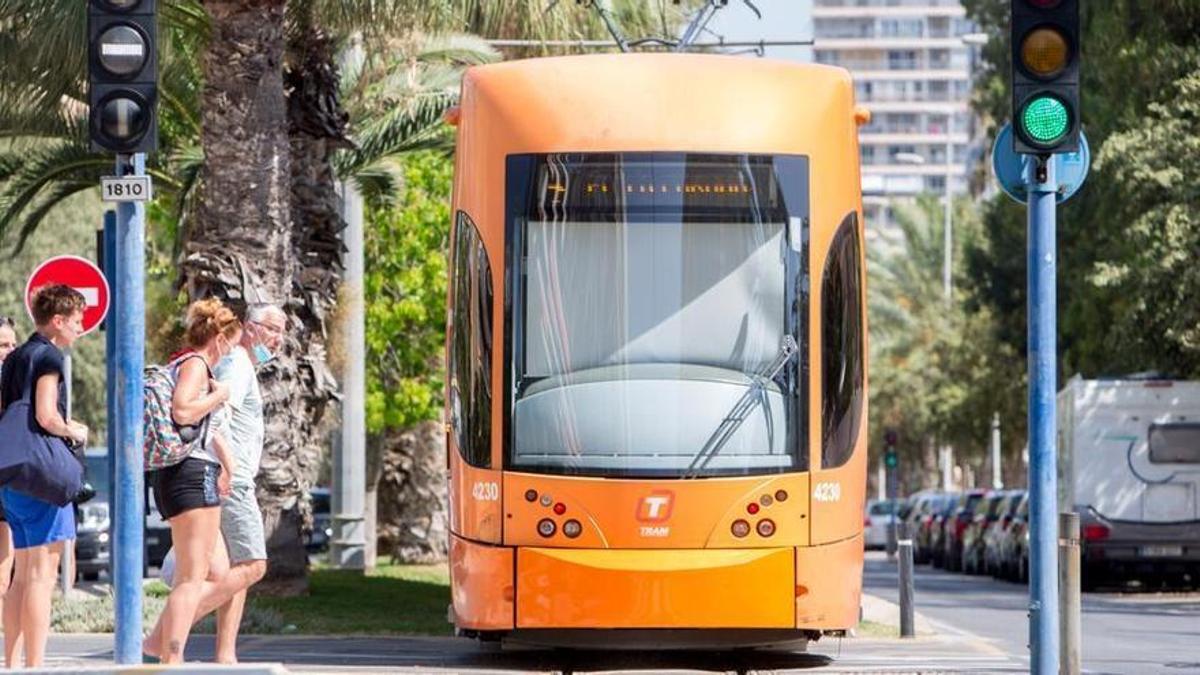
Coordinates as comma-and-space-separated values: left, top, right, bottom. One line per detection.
814, 6, 966, 20
814, 37, 968, 50
859, 101, 969, 113
858, 132, 971, 145
862, 163, 969, 176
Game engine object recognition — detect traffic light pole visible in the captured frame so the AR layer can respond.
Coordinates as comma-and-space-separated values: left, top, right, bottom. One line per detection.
1025, 154, 1059, 675
112, 152, 146, 664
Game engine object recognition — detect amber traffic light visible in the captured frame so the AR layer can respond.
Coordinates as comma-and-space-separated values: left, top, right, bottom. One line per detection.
1011, 0, 1079, 154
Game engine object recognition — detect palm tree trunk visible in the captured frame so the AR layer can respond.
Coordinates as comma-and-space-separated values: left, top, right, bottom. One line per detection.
186, 0, 312, 594
186, 0, 292, 304
254, 23, 349, 588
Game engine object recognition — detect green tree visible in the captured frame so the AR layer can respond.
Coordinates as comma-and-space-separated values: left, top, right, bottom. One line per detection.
869, 195, 1020, 489
961, 0, 1200, 381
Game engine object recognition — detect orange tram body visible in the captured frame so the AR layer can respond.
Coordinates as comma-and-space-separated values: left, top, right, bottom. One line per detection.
445, 53, 868, 649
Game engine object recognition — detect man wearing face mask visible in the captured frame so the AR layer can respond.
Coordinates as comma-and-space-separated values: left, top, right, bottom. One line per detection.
209, 303, 285, 663
147, 303, 286, 664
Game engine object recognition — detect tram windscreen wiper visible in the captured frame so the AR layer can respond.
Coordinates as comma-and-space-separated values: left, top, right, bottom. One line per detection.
683, 335, 797, 479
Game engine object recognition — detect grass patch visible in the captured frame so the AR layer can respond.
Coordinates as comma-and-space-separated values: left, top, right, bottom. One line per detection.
46, 563, 449, 636
854, 620, 898, 638
51, 593, 166, 633
245, 563, 451, 635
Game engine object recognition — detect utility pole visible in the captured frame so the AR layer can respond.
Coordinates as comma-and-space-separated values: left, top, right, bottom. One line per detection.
331, 179, 366, 570
943, 128, 953, 301
992, 412, 1003, 489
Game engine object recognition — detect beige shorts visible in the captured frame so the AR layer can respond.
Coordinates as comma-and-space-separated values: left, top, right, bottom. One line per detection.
221, 484, 267, 564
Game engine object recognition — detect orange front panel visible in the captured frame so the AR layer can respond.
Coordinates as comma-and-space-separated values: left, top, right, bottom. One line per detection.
450, 534, 514, 630
516, 547, 795, 629
504, 473, 809, 549
795, 532, 864, 630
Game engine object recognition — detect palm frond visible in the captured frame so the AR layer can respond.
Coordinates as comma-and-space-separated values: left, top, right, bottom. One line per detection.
0, 141, 112, 250
415, 33, 500, 65
336, 90, 457, 179
11, 179, 95, 253
350, 160, 405, 207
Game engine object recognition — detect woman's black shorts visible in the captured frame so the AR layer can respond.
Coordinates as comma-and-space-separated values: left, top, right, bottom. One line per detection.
149, 458, 222, 520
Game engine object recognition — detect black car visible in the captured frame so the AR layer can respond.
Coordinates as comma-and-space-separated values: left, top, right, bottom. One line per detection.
305, 487, 332, 553
75, 449, 111, 581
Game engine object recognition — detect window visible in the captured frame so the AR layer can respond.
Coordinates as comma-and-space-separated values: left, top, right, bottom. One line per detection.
821, 213, 864, 469
505, 153, 809, 477
1148, 424, 1200, 464
448, 212, 494, 468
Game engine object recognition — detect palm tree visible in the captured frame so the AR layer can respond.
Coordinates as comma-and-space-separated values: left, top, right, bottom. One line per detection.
2, 0, 705, 588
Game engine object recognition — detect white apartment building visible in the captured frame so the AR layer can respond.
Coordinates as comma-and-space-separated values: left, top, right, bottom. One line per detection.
813, 0, 980, 231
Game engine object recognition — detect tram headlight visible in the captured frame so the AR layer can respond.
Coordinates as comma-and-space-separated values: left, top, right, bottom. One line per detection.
563, 519, 582, 538
757, 519, 776, 537
537, 518, 557, 538
731, 520, 751, 538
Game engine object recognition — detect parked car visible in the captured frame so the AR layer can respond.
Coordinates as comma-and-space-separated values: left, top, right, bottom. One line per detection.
75, 448, 111, 581
903, 492, 947, 564
305, 487, 332, 553
962, 490, 1011, 575
996, 491, 1030, 581
927, 492, 962, 568
864, 499, 901, 550
940, 489, 987, 572
984, 490, 1027, 578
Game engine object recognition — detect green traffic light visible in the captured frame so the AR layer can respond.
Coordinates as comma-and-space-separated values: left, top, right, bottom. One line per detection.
1021, 96, 1070, 144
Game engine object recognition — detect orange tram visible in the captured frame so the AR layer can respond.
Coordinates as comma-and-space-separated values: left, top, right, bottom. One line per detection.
444, 53, 868, 650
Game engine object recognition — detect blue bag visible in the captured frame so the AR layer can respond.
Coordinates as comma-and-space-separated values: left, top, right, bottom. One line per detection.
0, 343, 85, 507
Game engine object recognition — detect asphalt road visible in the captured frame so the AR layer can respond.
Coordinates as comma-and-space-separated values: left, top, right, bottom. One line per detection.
862, 551, 1200, 674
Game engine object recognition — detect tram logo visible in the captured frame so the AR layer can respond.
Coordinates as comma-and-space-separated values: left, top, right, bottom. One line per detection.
637, 491, 675, 523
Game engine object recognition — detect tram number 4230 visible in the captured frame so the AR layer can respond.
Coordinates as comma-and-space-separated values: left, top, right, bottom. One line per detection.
100, 176, 153, 203
471, 481, 500, 502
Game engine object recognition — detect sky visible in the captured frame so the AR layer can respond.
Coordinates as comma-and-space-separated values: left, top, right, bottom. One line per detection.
700, 0, 814, 63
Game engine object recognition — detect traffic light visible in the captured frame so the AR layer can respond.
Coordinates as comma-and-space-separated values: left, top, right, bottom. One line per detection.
88, 0, 158, 154
1011, 0, 1079, 154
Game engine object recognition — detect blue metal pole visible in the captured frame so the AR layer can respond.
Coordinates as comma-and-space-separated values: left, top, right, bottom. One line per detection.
103, 211, 118, 578
1026, 154, 1059, 674
112, 153, 145, 664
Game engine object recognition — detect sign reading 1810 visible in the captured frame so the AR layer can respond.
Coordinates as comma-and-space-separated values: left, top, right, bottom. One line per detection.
100, 175, 152, 203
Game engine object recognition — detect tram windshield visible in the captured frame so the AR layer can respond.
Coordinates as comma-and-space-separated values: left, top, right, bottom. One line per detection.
506, 153, 809, 477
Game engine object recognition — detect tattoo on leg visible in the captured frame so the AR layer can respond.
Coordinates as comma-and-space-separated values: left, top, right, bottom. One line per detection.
168, 640, 182, 656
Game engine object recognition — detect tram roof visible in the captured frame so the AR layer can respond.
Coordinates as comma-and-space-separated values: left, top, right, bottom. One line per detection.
456, 53, 858, 157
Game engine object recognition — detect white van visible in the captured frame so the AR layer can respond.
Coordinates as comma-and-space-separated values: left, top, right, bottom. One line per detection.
1057, 376, 1200, 586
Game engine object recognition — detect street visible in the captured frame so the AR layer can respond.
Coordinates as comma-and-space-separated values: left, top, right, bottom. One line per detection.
863, 551, 1200, 674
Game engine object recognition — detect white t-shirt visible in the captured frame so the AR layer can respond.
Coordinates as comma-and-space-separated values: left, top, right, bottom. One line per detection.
213, 346, 265, 488
173, 354, 222, 465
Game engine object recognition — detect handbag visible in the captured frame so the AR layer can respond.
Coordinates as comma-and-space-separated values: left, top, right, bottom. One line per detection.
0, 343, 85, 507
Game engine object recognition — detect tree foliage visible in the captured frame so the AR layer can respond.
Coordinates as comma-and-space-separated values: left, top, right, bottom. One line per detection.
961, 0, 1200, 381
364, 151, 452, 434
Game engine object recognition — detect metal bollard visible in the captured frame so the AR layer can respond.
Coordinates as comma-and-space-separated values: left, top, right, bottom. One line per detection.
1059, 512, 1081, 675
898, 538, 915, 638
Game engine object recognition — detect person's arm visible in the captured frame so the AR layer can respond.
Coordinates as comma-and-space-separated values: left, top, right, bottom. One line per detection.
171, 358, 229, 426
35, 373, 86, 443
210, 430, 235, 496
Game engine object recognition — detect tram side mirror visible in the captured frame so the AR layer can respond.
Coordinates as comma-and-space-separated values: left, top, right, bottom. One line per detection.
788, 216, 805, 252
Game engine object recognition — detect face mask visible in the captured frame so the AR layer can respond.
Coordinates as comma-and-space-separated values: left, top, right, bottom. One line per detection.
252, 343, 274, 365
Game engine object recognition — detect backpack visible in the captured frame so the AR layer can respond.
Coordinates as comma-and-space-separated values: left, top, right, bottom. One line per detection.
143, 355, 210, 471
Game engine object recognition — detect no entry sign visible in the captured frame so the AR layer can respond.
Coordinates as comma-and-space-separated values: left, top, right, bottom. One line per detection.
25, 255, 111, 336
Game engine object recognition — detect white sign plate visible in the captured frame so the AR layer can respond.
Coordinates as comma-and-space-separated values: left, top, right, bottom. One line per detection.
100, 175, 152, 203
